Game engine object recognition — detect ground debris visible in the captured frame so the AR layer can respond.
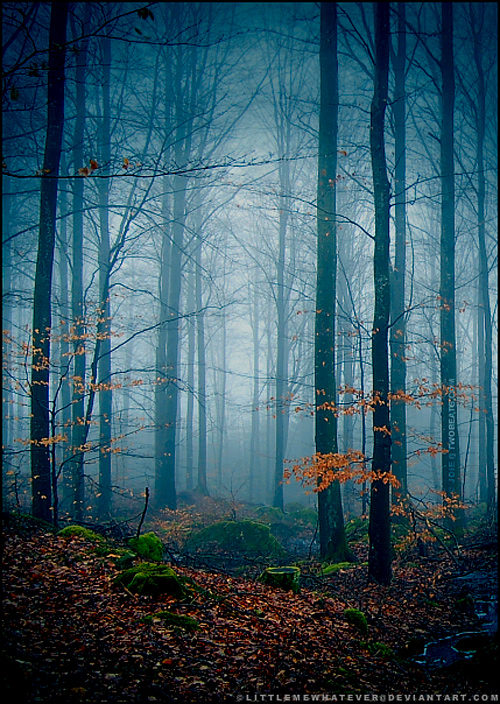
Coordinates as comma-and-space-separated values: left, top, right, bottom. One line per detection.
1, 519, 497, 703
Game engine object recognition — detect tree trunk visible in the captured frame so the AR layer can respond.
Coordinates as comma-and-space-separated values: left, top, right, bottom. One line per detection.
155, 11, 198, 510
195, 227, 208, 495
155, 54, 173, 499
97, 32, 113, 519
249, 283, 260, 502
184, 266, 195, 492
56, 154, 72, 510
389, 2, 407, 502
368, 2, 392, 585
471, 10, 496, 513
30, 1, 68, 522
273, 161, 290, 512
439, 4, 461, 508
70, 3, 91, 521
315, 2, 349, 562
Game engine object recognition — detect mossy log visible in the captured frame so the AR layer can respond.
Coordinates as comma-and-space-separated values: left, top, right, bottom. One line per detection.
114, 563, 187, 598
258, 566, 301, 594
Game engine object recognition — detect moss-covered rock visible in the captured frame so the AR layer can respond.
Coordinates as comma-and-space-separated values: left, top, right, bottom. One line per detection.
128, 532, 164, 562
57, 525, 105, 543
344, 608, 368, 634
114, 563, 187, 598
258, 566, 301, 594
187, 520, 285, 558
142, 611, 199, 631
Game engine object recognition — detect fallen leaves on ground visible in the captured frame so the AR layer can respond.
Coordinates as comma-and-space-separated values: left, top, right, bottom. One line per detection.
1, 517, 497, 703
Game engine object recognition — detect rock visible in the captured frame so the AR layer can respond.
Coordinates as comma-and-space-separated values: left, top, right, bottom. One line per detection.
113, 563, 187, 598
128, 532, 164, 562
187, 520, 285, 558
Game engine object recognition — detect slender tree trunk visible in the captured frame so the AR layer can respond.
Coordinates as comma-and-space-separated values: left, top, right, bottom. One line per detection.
30, 2, 68, 522
70, 4, 91, 520
273, 161, 290, 512
184, 267, 195, 492
195, 228, 208, 495
266, 306, 275, 504
390, 2, 408, 502
56, 154, 72, 507
439, 4, 461, 509
316, 2, 350, 562
156, 17, 196, 510
2, 176, 13, 452
97, 33, 113, 519
215, 316, 227, 491
471, 13, 496, 513
368, 2, 392, 585
155, 53, 172, 500
249, 283, 261, 502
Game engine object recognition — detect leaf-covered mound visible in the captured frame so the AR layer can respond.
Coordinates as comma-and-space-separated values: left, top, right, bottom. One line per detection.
1, 514, 497, 703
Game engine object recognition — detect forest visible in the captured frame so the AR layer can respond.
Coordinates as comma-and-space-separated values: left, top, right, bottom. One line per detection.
1, 2, 498, 702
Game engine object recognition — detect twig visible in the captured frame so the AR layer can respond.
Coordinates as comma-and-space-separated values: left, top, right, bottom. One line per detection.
136, 487, 149, 540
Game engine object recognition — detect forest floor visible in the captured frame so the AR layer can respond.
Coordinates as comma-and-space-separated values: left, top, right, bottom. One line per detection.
1, 512, 498, 704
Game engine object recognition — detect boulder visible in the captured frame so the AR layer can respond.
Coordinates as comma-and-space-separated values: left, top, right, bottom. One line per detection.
114, 563, 187, 598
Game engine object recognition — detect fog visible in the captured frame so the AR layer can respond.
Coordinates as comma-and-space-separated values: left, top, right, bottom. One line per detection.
2, 3, 497, 529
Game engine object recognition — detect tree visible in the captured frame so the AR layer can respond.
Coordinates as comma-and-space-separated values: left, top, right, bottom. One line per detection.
315, 2, 350, 562
97, 29, 113, 519
368, 2, 392, 585
69, 3, 91, 520
467, 4, 496, 514
439, 3, 461, 509
389, 2, 408, 502
30, 1, 68, 522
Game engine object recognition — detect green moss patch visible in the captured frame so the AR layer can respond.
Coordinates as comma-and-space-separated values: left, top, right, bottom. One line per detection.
142, 610, 199, 631
57, 525, 105, 543
344, 608, 368, 634
128, 532, 164, 562
187, 520, 285, 558
320, 562, 353, 576
114, 563, 187, 598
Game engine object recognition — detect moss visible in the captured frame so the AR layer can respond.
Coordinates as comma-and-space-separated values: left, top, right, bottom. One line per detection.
258, 566, 301, 594
187, 519, 285, 558
344, 608, 368, 634
363, 641, 393, 658
109, 550, 137, 569
287, 506, 318, 528
3, 511, 55, 535
142, 610, 199, 631
128, 532, 164, 562
320, 562, 352, 576
57, 525, 105, 542
252, 506, 284, 523
114, 563, 187, 598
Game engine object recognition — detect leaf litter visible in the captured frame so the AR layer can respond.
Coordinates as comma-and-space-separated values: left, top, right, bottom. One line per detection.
1, 517, 497, 703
